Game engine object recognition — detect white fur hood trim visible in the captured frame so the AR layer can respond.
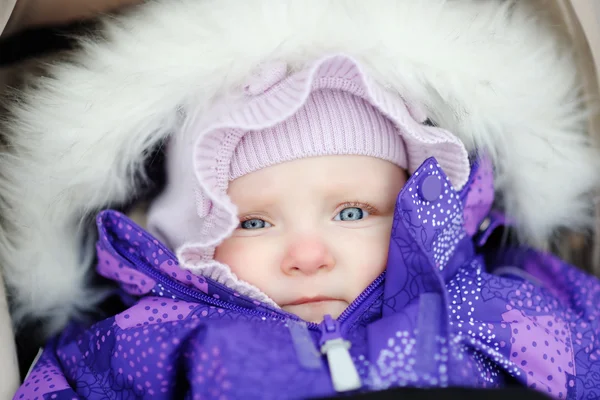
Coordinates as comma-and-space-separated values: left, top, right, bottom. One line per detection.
1, 0, 599, 335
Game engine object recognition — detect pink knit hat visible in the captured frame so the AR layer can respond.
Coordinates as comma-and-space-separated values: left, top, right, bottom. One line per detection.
147, 55, 470, 272
230, 88, 406, 181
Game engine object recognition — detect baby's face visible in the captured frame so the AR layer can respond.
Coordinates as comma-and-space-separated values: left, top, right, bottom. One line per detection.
214, 155, 407, 323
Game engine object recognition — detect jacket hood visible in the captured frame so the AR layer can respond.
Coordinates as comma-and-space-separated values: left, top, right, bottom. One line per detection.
1, 0, 599, 335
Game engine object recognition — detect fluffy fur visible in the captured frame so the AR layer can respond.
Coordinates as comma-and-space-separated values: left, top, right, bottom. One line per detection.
1, 0, 598, 335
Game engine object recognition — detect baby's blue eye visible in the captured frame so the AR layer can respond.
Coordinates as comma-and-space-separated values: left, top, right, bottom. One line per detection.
334, 207, 368, 221
240, 219, 272, 229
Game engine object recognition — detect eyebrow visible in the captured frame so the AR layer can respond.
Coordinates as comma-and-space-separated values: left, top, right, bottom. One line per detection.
229, 192, 279, 213
323, 178, 398, 196
230, 173, 401, 211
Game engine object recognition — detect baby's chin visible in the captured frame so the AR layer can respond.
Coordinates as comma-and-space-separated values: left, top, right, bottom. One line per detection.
282, 300, 349, 323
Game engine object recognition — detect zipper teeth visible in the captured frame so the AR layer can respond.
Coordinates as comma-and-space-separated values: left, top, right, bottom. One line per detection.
120, 244, 383, 331
337, 273, 384, 324
128, 251, 292, 323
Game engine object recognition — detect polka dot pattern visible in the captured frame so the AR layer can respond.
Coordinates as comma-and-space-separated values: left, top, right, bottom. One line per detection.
501, 310, 573, 396
462, 157, 494, 236
96, 211, 280, 315
15, 353, 70, 399
15, 159, 600, 400
403, 162, 466, 272
158, 259, 209, 294
376, 159, 600, 398
97, 244, 156, 296
368, 331, 443, 387
114, 297, 199, 329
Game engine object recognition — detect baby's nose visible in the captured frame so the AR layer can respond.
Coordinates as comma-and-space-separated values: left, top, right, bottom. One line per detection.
281, 236, 335, 276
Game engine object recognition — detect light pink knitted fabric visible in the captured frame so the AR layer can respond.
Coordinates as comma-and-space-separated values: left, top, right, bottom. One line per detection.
229, 89, 406, 181
147, 55, 471, 275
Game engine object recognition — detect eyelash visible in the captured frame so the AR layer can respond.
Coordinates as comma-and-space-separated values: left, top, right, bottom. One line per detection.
335, 201, 379, 216
239, 214, 272, 224
237, 202, 379, 225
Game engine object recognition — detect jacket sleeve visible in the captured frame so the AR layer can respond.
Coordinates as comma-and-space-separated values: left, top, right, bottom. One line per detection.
13, 319, 117, 400
14, 345, 83, 399
496, 248, 600, 398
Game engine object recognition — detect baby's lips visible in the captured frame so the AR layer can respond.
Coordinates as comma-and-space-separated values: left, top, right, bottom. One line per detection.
284, 296, 340, 306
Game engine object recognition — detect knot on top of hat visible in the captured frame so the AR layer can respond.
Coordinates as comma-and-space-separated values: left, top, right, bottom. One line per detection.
244, 60, 288, 96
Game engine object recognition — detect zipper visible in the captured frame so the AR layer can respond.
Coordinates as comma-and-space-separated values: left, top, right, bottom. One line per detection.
336, 273, 385, 325
317, 276, 384, 393
117, 242, 383, 392
124, 249, 291, 322
122, 243, 384, 329
319, 315, 362, 392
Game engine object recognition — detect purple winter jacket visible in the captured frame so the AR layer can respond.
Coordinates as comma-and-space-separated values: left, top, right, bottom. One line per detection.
15, 158, 600, 399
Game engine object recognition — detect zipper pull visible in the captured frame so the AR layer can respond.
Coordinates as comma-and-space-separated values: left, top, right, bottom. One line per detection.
319, 315, 362, 392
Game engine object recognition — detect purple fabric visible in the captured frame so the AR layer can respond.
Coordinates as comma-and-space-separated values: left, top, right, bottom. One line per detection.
15, 157, 600, 400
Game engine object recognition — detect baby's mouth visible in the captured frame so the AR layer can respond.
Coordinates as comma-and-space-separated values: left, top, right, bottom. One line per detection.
285, 296, 339, 306
282, 298, 348, 323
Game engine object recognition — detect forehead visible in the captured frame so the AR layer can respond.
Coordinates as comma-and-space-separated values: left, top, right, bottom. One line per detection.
227, 155, 405, 201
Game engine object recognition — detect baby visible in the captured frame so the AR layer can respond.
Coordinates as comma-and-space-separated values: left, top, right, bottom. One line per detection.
215, 154, 405, 324
217, 152, 405, 320
147, 68, 418, 324
146, 56, 468, 327
15, 55, 600, 399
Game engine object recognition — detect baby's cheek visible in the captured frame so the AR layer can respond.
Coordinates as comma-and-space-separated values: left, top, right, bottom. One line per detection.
214, 238, 274, 285
337, 228, 390, 296
215, 239, 249, 274
360, 239, 389, 281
